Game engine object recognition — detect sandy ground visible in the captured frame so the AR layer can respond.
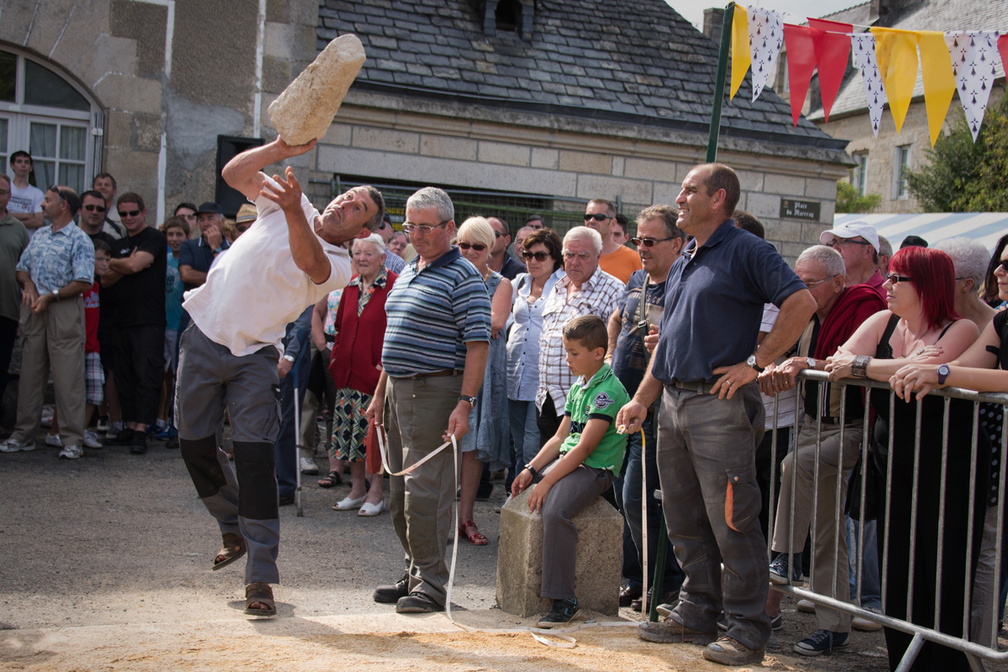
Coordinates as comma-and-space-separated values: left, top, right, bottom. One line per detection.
0, 435, 956, 671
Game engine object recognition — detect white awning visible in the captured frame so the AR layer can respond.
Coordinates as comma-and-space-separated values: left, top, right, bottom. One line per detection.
834, 213, 1008, 252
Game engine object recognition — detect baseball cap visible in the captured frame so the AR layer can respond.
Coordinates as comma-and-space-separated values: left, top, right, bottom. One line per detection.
819, 221, 879, 252
197, 201, 224, 215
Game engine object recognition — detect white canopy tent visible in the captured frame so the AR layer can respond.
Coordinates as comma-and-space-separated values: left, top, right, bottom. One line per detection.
834, 213, 1008, 252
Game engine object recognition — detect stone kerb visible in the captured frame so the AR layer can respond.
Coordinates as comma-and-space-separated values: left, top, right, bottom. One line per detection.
495, 473, 622, 617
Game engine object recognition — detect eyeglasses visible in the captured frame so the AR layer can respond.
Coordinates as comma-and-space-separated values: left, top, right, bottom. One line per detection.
886, 273, 913, 285
402, 221, 449, 234
458, 242, 487, 252
118, 209, 141, 218
562, 251, 593, 260
493, 231, 504, 238
803, 274, 837, 288
995, 259, 1008, 273
829, 237, 873, 248
521, 250, 551, 262
83, 204, 106, 213
583, 213, 611, 222
631, 236, 673, 247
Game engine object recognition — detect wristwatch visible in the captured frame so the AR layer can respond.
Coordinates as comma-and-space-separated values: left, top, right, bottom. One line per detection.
937, 363, 951, 385
51, 289, 60, 301
459, 394, 477, 407
746, 354, 764, 373
805, 356, 816, 370
524, 463, 539, 480
282, 354, 295, 363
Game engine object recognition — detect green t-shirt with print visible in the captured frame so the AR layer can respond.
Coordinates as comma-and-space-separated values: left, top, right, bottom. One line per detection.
561, 363, 629, 474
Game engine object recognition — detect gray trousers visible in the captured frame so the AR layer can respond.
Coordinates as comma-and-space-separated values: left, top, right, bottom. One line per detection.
658, 383, 771, 651
176, 325, 281, 584
386, 373, 463, 607
772, 418, 862, 632
540, 463, 612, 600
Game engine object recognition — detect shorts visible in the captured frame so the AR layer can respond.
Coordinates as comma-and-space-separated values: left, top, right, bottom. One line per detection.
85, 351, 105, 406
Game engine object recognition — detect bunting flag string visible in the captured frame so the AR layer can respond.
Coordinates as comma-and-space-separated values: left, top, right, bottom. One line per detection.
728, 7, 1008, 143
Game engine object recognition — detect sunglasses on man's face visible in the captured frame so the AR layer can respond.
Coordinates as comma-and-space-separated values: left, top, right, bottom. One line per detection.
118, 209, 141, 218
583, 213, 610, 222
83, 204, 106, 213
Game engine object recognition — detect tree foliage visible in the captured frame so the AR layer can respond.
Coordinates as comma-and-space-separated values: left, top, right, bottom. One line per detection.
906, 92, 1008, 212
835, 180, 882, 213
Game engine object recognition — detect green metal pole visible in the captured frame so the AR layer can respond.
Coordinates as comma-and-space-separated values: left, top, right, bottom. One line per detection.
706, 2, 735, 162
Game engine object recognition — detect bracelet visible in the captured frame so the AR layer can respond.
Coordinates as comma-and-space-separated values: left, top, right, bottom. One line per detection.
851, 354, 871, 379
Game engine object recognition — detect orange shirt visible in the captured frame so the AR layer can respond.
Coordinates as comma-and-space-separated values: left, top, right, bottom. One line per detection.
599, 245, 641, 284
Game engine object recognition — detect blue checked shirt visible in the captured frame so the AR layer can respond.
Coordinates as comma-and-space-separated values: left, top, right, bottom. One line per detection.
16, 222, 94, 293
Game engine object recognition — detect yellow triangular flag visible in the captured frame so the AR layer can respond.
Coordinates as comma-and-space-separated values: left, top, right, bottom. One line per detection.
871, 27, 919, 133
917, 31, 955, 147
730, 4, 751, 100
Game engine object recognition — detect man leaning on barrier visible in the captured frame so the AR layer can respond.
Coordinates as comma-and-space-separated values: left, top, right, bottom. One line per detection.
758, 245, 886, 656
616, 163, 816, 666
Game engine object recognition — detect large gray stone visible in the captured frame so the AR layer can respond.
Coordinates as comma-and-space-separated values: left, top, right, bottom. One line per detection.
268, 34, 366, 146
495, 481, 622, 617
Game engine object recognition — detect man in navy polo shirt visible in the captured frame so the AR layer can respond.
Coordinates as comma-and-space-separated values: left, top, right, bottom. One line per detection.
367, 186, 491, 615
179, 202, 230, 292
617, 163, 815, 666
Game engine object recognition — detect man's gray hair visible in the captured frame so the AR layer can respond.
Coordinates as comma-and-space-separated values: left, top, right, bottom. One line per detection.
564, 225, 603, 255
355, 233, 386, 255
934, 237, 988, 286
406, 186, 454, 223
878, 235, 892, 261
796, 244, 846, 277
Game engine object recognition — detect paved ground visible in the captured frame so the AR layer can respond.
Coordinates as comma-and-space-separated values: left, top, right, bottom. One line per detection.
0, 434, 903, 671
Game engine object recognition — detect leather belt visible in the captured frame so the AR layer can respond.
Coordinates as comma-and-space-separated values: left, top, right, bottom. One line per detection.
397, 369, 459, 380
671, 380, 716, 394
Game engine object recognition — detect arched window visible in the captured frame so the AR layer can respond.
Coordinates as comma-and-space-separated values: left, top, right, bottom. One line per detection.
0, 46, 102, 195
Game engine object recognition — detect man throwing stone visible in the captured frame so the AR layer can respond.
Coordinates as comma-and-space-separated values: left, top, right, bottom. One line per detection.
176, 137, 384, 616
367, 186, 490, 614
616, 163, 815, 666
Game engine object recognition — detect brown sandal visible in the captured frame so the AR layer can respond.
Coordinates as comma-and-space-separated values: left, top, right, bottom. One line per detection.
212, 532, 246, 571
244, 582, 276, 617
317, 470, 342, 488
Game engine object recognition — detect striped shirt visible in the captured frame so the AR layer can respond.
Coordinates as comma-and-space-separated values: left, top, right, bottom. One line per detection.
535, 268, 626, 414
382, 247, 491, 378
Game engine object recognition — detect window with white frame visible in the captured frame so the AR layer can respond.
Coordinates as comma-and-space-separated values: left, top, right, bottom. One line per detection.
0, 46, 101, 196
852, 152, 869, 196
893, 145, 911, 200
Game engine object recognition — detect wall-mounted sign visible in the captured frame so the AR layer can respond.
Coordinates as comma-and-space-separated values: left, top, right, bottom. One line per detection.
779, 198, 821, 221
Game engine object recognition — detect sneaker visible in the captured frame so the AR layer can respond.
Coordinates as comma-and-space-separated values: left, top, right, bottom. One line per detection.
717, 611, 782, 632
130, 432, 148, 454
154, 425, 177, 440
59, 444, 83, 460
299, 457, 319, 475
83, 430, 103, 449
40, 405, 54, 428
703, 636, 766, 665
536, 598, 579, 628
0, 437, 33, 453
638, 618, 715, 645
96, 416, 110, 432
794, 629, 849, 656
852, 614, 883, 632
105, 426, 132, 445
768, 552, 803, 585
44, 433, 62, 447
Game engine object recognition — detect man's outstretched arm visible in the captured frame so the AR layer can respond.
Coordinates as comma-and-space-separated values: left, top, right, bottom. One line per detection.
222, 137, 317, 202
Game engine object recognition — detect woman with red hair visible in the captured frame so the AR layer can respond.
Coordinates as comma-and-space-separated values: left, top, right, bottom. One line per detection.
826, 246, 984, 671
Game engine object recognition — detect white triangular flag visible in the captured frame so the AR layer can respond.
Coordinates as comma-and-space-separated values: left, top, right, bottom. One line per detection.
747, 7, 784, 101
946, 31, 1001, 141
851, 33, 887, 137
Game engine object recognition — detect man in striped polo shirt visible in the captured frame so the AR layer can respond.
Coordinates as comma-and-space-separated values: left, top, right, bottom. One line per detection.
367, 186, 491, 614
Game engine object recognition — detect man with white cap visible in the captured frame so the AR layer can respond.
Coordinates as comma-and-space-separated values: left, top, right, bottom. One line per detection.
819, 221, 884, 293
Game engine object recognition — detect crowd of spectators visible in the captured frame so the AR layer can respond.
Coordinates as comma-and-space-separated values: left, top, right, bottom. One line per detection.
3, 148, 1007, 670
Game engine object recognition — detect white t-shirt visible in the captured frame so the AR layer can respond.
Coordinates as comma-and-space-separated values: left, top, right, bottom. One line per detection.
760, 302, 798, 429
182, 189, 351, 357
8, 183, 44, 215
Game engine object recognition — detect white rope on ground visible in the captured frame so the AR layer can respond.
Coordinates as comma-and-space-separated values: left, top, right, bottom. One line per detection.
376, 421, 645, 647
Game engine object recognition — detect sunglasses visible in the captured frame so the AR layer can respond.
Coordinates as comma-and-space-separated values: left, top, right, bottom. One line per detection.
83, 204, 107, 213
631, 236, 673, 247
521, 250, 551, 261
583, 213, 611, 222
458, 242, 487, 252
995, 259, 1008, 273
885, 273, 913, 285
118, 209, 141, 218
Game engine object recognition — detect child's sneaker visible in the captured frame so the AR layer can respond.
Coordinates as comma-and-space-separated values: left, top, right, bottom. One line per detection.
536, 598, 579, 628
83, 430, 103, 449
44, 433, 62, 448
794, 629, 849, 656
59, 444, 83, 460
0, 438, 33, 453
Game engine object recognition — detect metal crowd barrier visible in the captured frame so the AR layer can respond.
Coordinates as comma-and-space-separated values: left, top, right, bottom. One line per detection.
765, 370, 1008, 672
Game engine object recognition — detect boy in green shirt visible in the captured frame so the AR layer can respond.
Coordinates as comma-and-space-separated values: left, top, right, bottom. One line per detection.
511, 314, 630, 627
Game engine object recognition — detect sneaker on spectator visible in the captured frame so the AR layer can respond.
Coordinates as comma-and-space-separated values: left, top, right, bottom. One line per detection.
130, 432, 148, 455
299, 457, 319, 475
536, 598, 579, 628
96, 416, 110, 433
0, 438, 33, 453
44, 433, 63, 448
154, 425, 178, 441
794, 629, 849, 656
768, 552, 803, 585
83, 430, 103, 449
105, 425, 132, 445
40, 405, 54, 428
703, 636, 765, 665
59, 444, 83, 460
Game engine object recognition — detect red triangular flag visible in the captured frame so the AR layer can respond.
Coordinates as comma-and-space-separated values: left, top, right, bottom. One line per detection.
783, 24, 818, 126
999, 34, 1008, 82
809, 18, 853, 123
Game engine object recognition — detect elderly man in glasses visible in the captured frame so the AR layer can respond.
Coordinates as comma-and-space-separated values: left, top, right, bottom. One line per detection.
820, 221, 885, 294
607, 204, 687, 611
584, 198, 642, 283
367, 186, 490, 615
